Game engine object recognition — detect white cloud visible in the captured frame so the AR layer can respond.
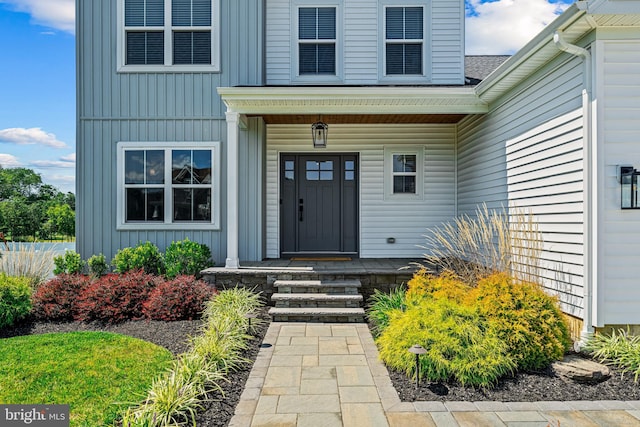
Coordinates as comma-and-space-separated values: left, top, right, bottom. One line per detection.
0, 0, 75, 33
0, 127, 67, 148
0, 154, 22, 168
60, 153, 76, 162
466, 0, 571, 55
31, 159, 75, 168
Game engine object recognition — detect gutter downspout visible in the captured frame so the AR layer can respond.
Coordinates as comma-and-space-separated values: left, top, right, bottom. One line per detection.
553, 31, 595, 347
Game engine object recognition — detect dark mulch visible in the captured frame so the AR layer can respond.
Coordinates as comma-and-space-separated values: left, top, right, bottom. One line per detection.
388, 357, 640, 402
1, 309, 270, 427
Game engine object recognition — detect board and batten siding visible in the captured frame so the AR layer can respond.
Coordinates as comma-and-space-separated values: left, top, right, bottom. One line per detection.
76, 0, 265, 263
265, 0, 464, 85
457, 52, 586, 317
265, 124, 457, 258
597, 38, 640, 325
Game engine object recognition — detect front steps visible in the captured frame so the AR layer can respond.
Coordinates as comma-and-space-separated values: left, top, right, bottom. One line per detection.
268, 279, 365, 322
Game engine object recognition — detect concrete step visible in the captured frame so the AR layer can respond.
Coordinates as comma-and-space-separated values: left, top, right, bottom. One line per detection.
274, 279, 361, 294
268, 307, 365, 323
271, 293, 363, 309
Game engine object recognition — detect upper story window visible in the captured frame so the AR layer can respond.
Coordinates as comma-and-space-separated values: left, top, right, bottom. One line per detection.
119, 0, 220, 72
385, 6, 424, 75
298, 7, 336, 75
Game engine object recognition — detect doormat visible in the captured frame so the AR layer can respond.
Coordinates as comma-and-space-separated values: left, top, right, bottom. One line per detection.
290, 257, 352, 261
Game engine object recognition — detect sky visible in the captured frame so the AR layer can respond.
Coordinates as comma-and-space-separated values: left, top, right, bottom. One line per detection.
0, 0, 574, 195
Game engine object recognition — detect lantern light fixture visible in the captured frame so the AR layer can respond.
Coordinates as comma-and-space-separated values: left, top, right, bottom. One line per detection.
311, 118, 328, 148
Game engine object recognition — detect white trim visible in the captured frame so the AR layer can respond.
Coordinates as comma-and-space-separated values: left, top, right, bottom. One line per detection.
225, 111, 240, 269
384, 145, 425, 201
116, 141, 221, 230
290, 0, 344, 84
117, 0, 221, 73
378, 0, 432, 84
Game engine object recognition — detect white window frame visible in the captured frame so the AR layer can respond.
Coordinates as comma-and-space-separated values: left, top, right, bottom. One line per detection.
117, 0, 221, 73
116, 141, 221, 230
378, 0, 431, 84
291, 0, 343, 84
384, 146, 424, 200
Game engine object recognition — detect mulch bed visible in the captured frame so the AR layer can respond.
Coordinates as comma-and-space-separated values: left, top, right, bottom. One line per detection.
3, 316, 638, 426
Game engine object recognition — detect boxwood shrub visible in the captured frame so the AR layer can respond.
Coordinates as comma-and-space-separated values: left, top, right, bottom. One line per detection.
0, 273, 32, 329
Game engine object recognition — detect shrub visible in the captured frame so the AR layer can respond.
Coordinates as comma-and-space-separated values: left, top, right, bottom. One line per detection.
76, 270, 158, 323
164, 238, 213, 278
32, 274, 93, 321
0, 274, 32, 329
87, 253, 109, 277
367, 285, 406, 338
468, 273, 571, 371
406, 270, 470, 304
376, 297, 515, 387
585, 328, 640, 382
112, 241, 164, 275
53, 250, 84, 275
143, 276, 215, 321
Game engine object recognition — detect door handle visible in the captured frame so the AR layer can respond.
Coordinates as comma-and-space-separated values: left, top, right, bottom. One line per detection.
299, 199, 304, 222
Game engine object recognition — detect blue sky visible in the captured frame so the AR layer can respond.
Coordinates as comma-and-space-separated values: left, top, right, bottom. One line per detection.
0, 0, 573, 195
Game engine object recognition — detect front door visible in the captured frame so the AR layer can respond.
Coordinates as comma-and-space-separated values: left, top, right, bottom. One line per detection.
280, 154, 358, 255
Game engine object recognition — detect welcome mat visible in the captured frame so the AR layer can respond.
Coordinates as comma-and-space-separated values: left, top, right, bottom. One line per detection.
290, 257, 352, 261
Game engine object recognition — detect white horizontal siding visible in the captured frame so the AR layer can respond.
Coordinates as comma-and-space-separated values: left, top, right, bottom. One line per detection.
265, 0, 464, 85
597, 39, 640, 325
266, 124, 456, 258
457, 53, 585, 317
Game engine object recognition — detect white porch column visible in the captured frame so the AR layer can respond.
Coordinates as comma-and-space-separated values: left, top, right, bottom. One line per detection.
225, 111, 240, 269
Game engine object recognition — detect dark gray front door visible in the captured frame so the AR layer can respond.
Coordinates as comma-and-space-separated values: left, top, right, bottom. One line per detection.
280, 154, 358, 255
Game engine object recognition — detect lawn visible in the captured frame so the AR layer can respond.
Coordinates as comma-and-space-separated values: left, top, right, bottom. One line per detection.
0, 331, 173, 427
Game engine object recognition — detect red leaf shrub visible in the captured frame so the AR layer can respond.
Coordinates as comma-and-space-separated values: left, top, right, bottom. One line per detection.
143, 275, 215, 321
32, 274, 93, 321
76, 270, 158, 323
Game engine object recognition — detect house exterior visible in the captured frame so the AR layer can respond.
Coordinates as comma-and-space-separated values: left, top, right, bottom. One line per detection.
76, 0, 640, 337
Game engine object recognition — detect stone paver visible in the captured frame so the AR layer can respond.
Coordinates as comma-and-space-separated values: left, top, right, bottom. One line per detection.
228, 322, 640, 427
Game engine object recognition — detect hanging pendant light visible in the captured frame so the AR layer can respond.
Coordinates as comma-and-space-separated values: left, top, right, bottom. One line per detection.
311, 116, 328, 148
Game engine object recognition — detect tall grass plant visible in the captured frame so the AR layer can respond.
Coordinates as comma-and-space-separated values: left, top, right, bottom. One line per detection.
0, 244, 58, 288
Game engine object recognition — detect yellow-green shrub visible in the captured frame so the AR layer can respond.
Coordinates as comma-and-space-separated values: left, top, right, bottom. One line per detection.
469, 273, 571, 371
406, 269, 470, 304
376, 297, 515, 387
0, 273, 32, 329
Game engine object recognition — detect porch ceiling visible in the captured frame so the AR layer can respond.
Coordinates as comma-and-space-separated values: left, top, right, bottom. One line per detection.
257, 114, 466, 124
217, 86, 488, 115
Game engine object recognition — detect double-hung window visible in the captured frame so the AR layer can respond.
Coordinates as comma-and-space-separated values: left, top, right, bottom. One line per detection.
384, 6, 424, 75
120, 0, 219, 71
298, 7, 336, 75
117, 142, 220, 229
384, 146, 424, 199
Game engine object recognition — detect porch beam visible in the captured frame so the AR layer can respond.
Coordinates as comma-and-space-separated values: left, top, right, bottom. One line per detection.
225, 110, 240, 269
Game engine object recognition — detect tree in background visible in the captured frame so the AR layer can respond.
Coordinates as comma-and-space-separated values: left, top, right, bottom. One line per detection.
0, 166, 75, 241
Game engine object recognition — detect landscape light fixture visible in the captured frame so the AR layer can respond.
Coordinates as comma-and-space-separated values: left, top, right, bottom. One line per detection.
311, 117, 328, 148
408, 344, 427, 389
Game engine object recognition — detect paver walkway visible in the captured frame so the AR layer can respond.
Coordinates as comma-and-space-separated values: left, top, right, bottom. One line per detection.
229, 323, 640, 427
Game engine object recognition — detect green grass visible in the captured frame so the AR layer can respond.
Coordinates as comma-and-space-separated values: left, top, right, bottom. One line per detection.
0, 332, 173, 427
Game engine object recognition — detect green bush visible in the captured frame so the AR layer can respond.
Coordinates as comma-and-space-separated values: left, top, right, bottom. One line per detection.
406, 269, 470, 304
376, 297, 515, 387
468, 273, 571, 371
164, 238, 213, 278
112, 241, 164, 275
53, 250, 84, 275
87, 253, 109, 277
367, 285, 406, 338
0, 274, 32, 329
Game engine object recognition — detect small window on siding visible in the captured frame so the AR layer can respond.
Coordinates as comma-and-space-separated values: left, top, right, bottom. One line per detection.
121, 0, 219, 70
298, 7, 336, 75
384, 146, 424, 199
385, 6, 424, 75
118, 142, 221, 229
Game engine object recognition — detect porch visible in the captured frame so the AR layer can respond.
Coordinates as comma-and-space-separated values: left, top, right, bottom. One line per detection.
201, 258, 424, 305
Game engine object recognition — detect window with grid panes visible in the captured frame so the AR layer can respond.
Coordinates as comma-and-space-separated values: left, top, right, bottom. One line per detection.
122, 0, 217, 67
385, 6, 424, 75
298, 7, 336, 75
